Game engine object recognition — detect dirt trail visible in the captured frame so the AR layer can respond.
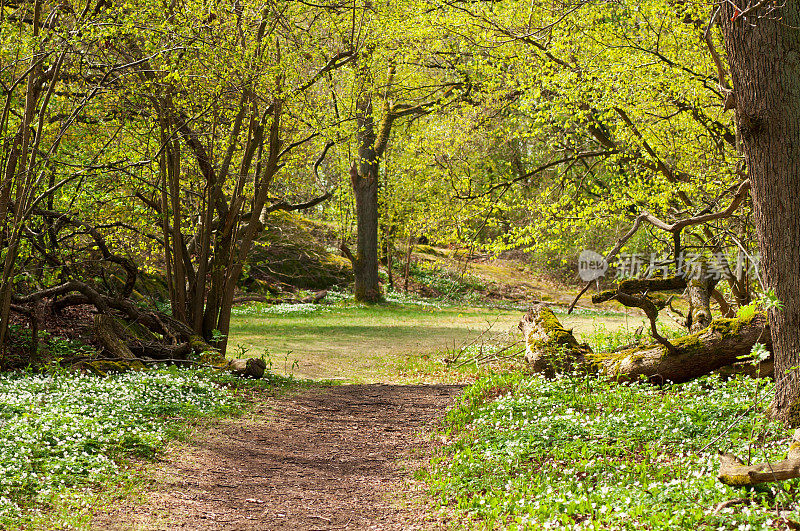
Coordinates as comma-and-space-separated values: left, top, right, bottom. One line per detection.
100, 384, 462, 530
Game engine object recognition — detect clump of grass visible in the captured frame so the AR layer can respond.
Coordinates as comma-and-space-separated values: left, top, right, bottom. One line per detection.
427, 371, 795, 529
0, 368, 249, 526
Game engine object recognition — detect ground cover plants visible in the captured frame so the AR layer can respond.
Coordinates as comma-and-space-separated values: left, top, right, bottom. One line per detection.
427, 369, 796, 529
0, 367, 291, 529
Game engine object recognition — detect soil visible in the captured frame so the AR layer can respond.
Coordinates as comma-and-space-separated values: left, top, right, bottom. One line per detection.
97, 383, 463, 530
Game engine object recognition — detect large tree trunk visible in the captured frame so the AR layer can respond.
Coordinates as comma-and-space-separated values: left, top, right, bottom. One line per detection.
520, 305, 772, 384
721, 4, 800, 424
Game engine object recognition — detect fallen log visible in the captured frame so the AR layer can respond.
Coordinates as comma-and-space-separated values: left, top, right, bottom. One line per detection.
519, 305, 591, 375
719, 429, 800, 486
520, 305, 771, 383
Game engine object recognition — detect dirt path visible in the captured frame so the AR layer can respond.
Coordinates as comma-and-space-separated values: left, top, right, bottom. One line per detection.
100, 384, 462, 530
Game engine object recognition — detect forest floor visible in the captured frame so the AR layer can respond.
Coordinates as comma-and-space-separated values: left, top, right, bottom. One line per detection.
93, 256, 643, 530
95, 383, 461, 530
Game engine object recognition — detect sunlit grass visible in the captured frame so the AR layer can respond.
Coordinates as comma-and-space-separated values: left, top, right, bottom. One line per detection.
227, 300, 526, 383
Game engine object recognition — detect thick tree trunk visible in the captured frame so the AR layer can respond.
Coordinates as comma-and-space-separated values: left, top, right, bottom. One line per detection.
520, 306, 772, 384
93, 315, 136, 361
721, 4, 800, 424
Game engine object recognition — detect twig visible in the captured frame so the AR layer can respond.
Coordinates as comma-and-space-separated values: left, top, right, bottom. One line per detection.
454, 340, 523, 368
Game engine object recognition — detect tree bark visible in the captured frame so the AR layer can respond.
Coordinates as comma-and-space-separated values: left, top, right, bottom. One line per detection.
721, 4, 800, 424
520, 305, 772, 384
93, 315, 136, 361
519, 305, 591, 375
687, 276, 714, 334
350, 159, 382, 302
718, 429, 800, 487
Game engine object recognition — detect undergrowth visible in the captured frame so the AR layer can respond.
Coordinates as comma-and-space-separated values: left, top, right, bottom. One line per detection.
0, 367, 296, 528
579, 320, 683, 353
427, 371, 796, 529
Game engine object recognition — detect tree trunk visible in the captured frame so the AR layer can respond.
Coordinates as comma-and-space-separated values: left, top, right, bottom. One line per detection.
93, 315, 136, 361
346, 84, 383, 303
520, 306, 772, 384
721, 4, 800, 424
351, 162, 381, 302
403, 234, 415, 293
687, 277, 714, 334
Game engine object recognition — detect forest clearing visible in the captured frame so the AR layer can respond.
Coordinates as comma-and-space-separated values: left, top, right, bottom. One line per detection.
3, 0, 800, 529
0, 261, 794, 529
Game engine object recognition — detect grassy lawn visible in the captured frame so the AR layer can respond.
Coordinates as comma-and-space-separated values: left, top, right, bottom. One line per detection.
228, 303, 521, 383
227, 300, 640, 383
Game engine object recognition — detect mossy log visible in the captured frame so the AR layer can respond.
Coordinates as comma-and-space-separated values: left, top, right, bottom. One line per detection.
519, 305, 592, 375
617, 276, 687, 293
719, 429, 800, 486
520, 305, 771, 383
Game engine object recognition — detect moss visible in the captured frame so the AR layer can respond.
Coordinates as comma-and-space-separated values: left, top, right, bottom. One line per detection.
718, 471, 753, 487
323, 254, 354, 269
197, 349, 227, 366
590, 311, 767, 368
591, 290, 618, 304
671, 333, 702, 352
535, 307, 580, 348
588, 344, 651, 365
707, 311, 763, 339
618, 276, 685, 293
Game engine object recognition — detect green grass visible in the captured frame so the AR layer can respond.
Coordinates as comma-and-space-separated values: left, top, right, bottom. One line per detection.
228, 300, 527, 383
425, 370, 795, 529
227, 297, 651, 383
